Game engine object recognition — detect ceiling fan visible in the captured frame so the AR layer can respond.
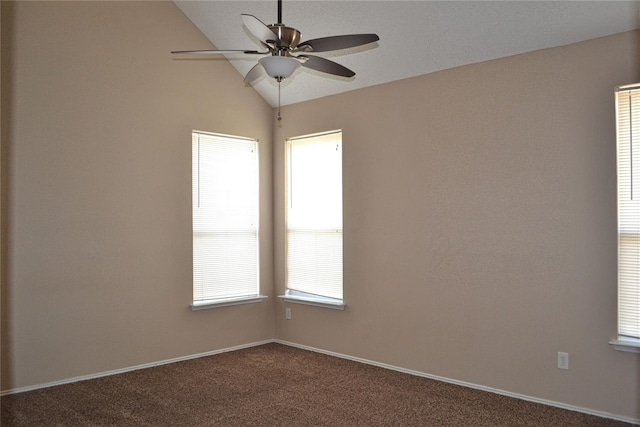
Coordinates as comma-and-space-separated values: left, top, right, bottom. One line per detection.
171, 0, 380, 84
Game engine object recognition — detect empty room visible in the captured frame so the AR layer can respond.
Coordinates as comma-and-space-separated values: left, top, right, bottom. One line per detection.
1, 0, 639, 425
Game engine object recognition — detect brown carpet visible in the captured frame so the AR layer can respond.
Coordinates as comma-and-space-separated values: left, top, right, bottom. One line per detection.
0, 343, 632, 426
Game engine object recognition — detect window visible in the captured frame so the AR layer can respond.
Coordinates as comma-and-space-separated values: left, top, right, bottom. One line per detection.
281, 130, 344, 309
612, 84, 640, 352
191, 131, 264, 310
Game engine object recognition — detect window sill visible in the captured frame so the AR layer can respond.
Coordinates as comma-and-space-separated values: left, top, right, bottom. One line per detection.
278, 293, 345, 310
191, 295, 267, 311
609, 337, 640, 353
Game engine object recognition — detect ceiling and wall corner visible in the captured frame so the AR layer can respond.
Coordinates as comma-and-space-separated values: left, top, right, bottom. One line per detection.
174, 0, 640, 108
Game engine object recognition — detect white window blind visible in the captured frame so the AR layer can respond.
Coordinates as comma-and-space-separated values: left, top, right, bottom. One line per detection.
192, 131, 259, 306
285, 130, 343, 301
616, 84, 640, 340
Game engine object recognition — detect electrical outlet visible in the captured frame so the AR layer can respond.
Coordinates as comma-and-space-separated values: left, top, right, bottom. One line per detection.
558, 352, 569, 370
285, 308, 291, 320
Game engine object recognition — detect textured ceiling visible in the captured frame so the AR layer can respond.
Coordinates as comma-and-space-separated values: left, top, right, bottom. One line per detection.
174, 1, 640, 108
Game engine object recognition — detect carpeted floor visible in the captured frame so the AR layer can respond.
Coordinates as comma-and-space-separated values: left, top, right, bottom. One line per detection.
0, 343, 633, 426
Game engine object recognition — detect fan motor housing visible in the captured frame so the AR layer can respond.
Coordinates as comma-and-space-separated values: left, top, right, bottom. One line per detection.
269, 24, 301, 50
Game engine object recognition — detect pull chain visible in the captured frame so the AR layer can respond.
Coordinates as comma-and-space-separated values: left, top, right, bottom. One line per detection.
277, 79, 282, 121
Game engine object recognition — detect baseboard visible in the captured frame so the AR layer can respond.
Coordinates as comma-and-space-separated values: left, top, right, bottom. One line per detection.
4, 338, 638, 425
274, 339, 640, 426
0, 339, 275, 396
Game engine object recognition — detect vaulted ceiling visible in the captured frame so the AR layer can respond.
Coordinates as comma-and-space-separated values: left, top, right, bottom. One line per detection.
174, 1, 640, 107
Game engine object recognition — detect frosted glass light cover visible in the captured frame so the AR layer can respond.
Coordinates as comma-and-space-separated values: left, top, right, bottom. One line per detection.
259, 56, 300, 79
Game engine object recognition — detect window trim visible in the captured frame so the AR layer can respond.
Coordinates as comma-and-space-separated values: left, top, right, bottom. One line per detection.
278, 290, 345, 310
191, 295, 268, 311
280, 130, 344, 308
191, 130, 262, 310
609, 337, 640, 353
612, 83, 640, 350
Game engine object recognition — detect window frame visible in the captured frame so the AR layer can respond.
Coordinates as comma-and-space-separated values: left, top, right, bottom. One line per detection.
279, 130, 345, 310
610, 84, 640, 352
191, 130, 266, 311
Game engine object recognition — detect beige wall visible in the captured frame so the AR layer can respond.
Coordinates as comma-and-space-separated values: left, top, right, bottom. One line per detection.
1, 1, 275, 390
2, 0, 640, 422
274, 31, 640, 420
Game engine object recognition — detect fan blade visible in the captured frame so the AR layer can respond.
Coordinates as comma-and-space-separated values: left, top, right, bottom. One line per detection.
244, 63, 265, 83
171, 49, 267, 55
299, 55, 355, 78
241, 14, 279, 44
296, 34, 379, 53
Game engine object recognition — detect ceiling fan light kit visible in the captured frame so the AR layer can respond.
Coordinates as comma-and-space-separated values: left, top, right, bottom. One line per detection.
259, 56, 300, 82
172, 0, 379, 118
